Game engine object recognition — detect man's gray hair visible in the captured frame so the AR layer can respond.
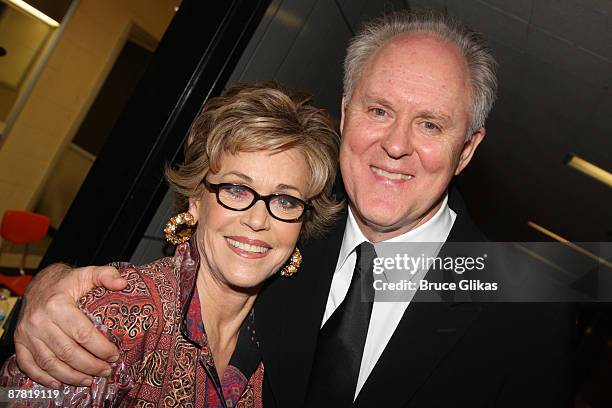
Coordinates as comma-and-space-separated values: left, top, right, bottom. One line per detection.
343, 9, 498, 139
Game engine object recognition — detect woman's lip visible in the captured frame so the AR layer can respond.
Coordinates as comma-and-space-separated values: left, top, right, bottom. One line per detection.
225, 238, 270, 259
226, 236, 272, 248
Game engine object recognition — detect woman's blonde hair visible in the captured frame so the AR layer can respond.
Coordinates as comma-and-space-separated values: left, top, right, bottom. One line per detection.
165, 82, 343, 238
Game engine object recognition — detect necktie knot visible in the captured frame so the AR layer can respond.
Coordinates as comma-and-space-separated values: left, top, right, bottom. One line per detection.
354, 242, 377, 303
355, 241, 377, 276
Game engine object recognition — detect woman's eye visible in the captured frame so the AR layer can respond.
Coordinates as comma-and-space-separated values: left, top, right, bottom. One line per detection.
278, 197, 299, 208
228, 185, 249, 198
278, 198, 296, 208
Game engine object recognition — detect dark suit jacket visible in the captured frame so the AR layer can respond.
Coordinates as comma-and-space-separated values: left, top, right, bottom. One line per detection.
255, 189, 573, 407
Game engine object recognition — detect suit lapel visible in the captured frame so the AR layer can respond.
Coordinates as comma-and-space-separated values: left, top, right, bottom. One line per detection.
354, 301, 481, 407
256, 209, 348, 407
355, 188, 485, 407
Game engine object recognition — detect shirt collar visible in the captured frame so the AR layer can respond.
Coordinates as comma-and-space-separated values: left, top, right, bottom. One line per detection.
335, 193, 455, 272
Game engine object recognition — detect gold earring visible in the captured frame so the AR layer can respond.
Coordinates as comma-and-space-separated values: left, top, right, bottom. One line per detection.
280, 247, 302, 277
164, 212, 196, 244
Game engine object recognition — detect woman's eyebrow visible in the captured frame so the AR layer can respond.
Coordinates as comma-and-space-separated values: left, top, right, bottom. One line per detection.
221, 171, 253, 182
276, 183, 301, 194
220, 173, 301, 194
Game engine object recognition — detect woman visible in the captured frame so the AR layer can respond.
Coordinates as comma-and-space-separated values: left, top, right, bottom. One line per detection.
1, 83, 342, 407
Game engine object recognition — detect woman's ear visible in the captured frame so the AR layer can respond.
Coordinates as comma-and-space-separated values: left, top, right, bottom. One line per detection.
187, 197, 200, 223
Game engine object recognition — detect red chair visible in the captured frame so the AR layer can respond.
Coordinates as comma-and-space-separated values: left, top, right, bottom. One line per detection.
0, 210, 50, 295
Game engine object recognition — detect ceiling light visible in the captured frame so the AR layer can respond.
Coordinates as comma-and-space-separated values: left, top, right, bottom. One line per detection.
565, 153, 612, 188
6, 0, 60, 27
527, 221, 612, 269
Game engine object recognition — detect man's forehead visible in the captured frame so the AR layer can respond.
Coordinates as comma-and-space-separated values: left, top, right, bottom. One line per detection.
387, 31, 460, 52
354, 32, 471, 99
361, 32, 466, 74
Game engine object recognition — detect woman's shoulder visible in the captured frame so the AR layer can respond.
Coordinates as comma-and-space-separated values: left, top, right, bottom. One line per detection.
80, 257, 180, 307
78, 256, 184, 342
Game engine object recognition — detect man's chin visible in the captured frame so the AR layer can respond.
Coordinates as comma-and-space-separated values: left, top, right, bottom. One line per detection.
354, 206, 415, 233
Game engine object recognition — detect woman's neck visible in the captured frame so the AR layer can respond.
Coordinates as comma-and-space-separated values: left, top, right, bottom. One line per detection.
196, 266, 259, 377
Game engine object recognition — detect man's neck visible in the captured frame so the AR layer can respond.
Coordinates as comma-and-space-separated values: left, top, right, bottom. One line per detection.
350, 196, 446, 243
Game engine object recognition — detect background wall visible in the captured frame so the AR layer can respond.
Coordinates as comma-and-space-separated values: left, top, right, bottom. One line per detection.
0, 0, 179, 224
0, 6, 50, 90
0, 4, 52, 122
35, 143, 93, 230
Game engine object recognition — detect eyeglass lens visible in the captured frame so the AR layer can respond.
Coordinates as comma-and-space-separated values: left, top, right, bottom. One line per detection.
218, 184, 305, 220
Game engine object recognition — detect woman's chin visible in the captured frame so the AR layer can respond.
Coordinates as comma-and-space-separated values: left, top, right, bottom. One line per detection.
221, 271, 273, 293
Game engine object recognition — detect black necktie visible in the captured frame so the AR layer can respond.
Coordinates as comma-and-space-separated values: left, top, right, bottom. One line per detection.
305, 242, 377, 407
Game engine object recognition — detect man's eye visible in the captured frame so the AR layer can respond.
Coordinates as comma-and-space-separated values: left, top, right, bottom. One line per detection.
423, 121, 439, 131
369, 107, 387, 117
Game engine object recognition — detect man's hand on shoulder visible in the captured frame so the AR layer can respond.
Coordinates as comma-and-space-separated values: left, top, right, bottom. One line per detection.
13, 263, 127, 388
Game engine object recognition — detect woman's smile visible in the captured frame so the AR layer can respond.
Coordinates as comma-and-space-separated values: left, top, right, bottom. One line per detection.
225, 236, 271, 259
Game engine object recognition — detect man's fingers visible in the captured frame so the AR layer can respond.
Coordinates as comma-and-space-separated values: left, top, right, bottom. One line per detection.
14, 344, 62, 389
80, 265, 127, 293
45, 322, 113, 377
28, 337, 94, 386
52, 302, 119, 365
14, 263, 122, 385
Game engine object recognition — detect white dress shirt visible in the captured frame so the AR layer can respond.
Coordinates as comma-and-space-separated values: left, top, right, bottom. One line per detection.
321, 194, 456, 398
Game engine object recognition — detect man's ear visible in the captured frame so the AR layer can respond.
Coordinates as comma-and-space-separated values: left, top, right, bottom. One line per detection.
187, 197, 200, 223
340, 97, 347, 136
454, 127, 486, 175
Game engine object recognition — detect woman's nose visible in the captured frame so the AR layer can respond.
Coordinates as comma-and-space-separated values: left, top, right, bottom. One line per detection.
241, 200, 271, 231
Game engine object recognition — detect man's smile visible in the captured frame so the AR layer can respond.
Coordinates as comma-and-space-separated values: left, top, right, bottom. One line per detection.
370, 165, 415, 182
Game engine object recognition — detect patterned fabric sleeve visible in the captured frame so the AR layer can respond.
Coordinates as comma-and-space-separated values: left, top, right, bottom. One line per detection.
0, 306, 133, 407
0, 261, 152, 407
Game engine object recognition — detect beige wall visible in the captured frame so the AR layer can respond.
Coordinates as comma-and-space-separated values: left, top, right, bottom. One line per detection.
0, 7, 51, 89
0, 0, 179, 219
36, 143, 94, 229
0, 85, 18, 121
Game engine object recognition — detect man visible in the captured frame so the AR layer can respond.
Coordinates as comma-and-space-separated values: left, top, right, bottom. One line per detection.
13, 10, 571, 407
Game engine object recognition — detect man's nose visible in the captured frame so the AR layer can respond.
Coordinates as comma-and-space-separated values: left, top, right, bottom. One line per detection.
380, 121, 414, 159
241, 200, 271, 231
